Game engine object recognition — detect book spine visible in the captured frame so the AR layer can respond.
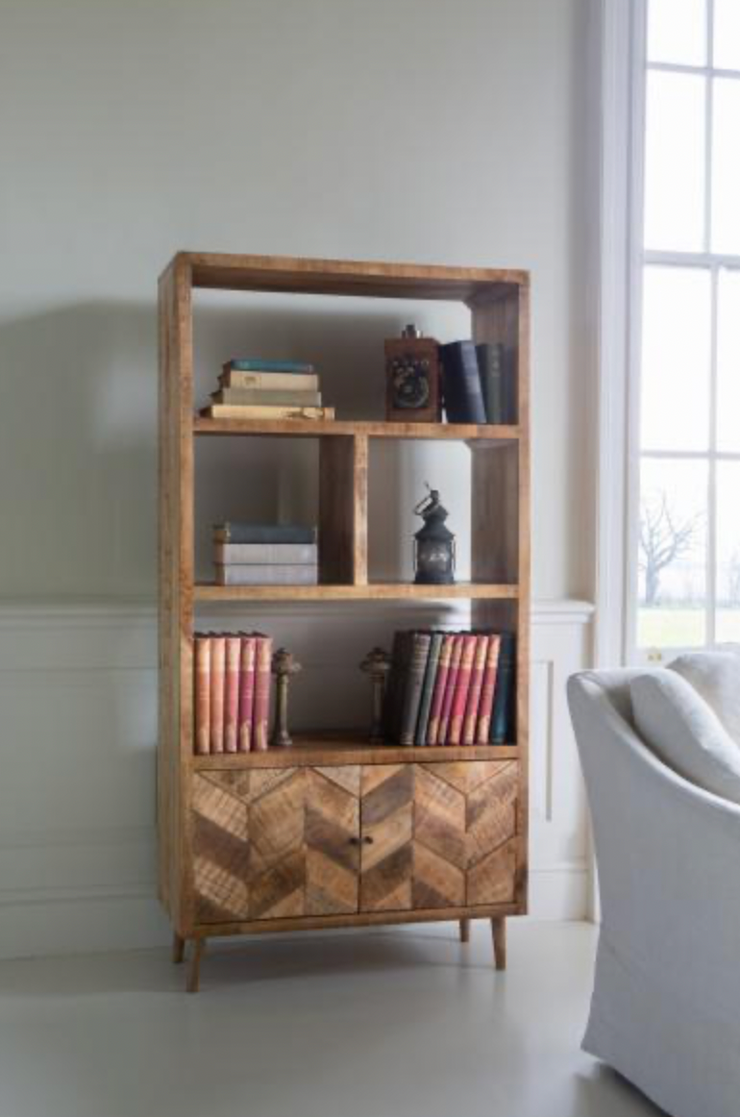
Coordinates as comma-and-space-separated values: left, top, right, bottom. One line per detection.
447, 635, 476, 745
237, 636, 256, 752
215, 523, 317, 544
214, 388, 322, 407
209, 636, 226, 754
491, 634, 516, 743
426, 635, 454, 745
224, 359, 315, 374
476, 344, 504, 424
382, 631, 405, 740
462, 635, 489, 745
440, 341, 487, 424
194, 635, 211, 756
214, 564, 318, 586
398, 633, 432, 746
203, 405, 334, 421
220, 371, 319, 391
415, 632, 443, 745
252, 636, 273, 751
223, 636, 241, 753
475, 635, 501, 743
436, 635, 464, 744
215, 542, 318, 565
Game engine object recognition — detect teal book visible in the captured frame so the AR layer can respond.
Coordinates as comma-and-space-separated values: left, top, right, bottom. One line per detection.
224, 358, 314, 374
415, 632, 444, 745
491, 633, 516, 743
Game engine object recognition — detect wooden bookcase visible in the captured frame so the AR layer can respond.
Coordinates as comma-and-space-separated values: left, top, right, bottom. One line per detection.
158, 252, 530, 991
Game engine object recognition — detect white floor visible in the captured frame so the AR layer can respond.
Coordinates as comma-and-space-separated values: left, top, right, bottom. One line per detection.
0, 921, 663, 1117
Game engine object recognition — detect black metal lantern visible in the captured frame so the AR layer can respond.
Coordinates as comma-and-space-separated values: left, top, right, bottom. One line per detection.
413, 486, 456, 585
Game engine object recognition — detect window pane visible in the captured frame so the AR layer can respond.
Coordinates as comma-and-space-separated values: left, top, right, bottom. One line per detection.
640, 266, 711, 451
644, 72, 706, 252
648, 0, 706, 65
717, 461, 740, 643
711, 79, 740, 255
638, 457, 707, 649
717, 268, 740, 452
714, 0, 740, 71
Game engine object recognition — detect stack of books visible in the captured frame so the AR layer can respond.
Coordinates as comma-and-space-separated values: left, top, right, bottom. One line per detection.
382, 629, 515, 746
194, 632, 273, 754
201, 358, 335, 421
213, 523, 319, 586
439, 341, 516, 424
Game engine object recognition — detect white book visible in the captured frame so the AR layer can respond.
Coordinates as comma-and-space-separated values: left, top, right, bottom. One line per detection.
215, 564, 319, 586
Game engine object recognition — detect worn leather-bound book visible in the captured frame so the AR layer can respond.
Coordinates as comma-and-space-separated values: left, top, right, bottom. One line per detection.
475, 635, 501, 744
237, 636, 256, 753
252, 636, 274, 752
398, 632, 432, 746
194, 635, 211, 756
447, 635, 477, 745
209, 635, 226, 754
462, 635, 490, 745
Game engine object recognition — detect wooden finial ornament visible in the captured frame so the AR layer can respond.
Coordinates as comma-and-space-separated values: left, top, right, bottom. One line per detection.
360, 647, 391, 743
271, 647, 302, 747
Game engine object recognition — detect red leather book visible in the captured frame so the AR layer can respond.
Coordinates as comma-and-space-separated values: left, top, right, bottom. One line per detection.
447, 635, 477, 745
475, 634, 501, 743
252, 636, 273, 751
426, 634, 454, 745
209, 635, 226, 754
224, 636, 241, 753
237, 636, 256, 752
437, 635, 464, 745
194, 635, 211, 756
462, 635, 489, 745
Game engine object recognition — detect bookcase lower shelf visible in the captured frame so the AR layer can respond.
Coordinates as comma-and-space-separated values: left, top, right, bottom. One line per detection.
172, 752, 525, 991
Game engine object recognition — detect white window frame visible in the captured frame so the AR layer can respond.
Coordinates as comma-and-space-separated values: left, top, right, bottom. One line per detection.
597, 0, 740, 667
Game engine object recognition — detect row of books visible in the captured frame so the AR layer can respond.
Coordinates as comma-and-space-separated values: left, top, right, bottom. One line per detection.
201, 359, 335, 421
194, 632, 273, 754
213, 523, 319, 586
383, 629, 515, 746
441, 342, 516, 425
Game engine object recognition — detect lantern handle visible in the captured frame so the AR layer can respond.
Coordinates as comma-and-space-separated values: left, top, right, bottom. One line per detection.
413, 483, 440, 517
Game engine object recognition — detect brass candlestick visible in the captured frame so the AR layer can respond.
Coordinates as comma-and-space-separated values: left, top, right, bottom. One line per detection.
271, 648, 302, 747
360, 647, 391, 743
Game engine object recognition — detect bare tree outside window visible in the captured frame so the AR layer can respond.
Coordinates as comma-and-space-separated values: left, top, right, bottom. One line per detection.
639, 491, 703, 606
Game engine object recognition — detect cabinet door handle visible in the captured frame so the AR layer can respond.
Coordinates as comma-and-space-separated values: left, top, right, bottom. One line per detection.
362, 835, 374, 845
348, 836, 360, 845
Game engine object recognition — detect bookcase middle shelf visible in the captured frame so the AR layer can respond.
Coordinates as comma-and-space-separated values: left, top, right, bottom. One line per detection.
193, 582, 519, 603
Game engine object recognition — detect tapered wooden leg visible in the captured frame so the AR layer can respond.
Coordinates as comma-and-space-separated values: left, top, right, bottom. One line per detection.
187, 938, 204, 993
459, 918, 470, 943
491, 917, 506, 970
172, 933, 186, 965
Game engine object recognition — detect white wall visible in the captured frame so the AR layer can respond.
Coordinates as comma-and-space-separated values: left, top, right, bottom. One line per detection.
0, 0, 597, 952
0, 0, 594, 601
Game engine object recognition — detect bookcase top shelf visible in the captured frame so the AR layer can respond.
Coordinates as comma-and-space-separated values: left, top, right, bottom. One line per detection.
193, 417, 519, 442
191, 735, 520, 769
167, 251, 529, 301
193, 582, 519, 603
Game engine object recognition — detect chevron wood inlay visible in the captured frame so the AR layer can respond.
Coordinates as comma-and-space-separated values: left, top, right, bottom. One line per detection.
193, 773, 250, 923
193, 766, 361, 923
360, 765, 414, 912
305, 768, 360, 915
193, 760, 519, 926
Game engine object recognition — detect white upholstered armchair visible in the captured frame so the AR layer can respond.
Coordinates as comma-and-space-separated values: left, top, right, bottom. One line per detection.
568, 668, 740, 1117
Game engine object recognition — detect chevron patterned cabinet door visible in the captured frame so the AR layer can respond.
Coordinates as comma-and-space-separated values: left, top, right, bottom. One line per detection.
360, 765, 414, 912
193, 771, 251, 924
305, 766, 361, 915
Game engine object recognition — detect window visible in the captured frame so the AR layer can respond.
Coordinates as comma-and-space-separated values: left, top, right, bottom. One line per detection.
632, 0, 740, 656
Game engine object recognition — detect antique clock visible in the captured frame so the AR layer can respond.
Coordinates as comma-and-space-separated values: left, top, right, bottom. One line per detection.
385, 324, 441, 423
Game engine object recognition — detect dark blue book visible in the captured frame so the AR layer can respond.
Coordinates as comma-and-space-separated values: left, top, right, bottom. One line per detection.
214, 523, 317, 544
491, 633, 516, 743
440, 341, 487, 424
